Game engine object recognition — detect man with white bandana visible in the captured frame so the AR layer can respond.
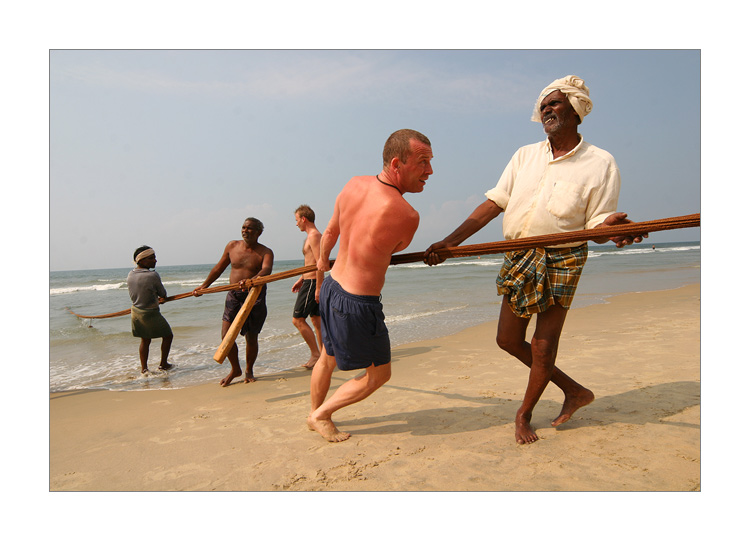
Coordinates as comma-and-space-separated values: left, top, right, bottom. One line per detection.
424, 75, 645, 444
127, 245, 174, 374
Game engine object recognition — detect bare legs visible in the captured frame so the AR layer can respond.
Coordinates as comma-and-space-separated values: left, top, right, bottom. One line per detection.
138, 335, 174, 374
242, 333, 260, 383
293, 315, 322, 368
219, 320, 259, 386
308, 350, 391, 442
139, 339, 150, 373
496, 298, 594, 444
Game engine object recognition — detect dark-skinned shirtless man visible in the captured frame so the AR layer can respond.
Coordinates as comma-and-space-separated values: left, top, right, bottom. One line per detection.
193, 217, 274, 386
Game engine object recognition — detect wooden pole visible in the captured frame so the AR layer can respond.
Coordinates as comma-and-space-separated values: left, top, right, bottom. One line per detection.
390, 213, 700, 265
67, 213, 700, 320
212, 286, 263, 364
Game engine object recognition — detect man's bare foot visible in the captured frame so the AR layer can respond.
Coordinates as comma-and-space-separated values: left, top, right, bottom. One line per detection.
220, 369, 242, 387
302, 355, 318, 369
551, 388, 595, 427
307, 415, 350, 442
515, 412, 539, 445
158, 362, 174, 371
244, 374, 257, 383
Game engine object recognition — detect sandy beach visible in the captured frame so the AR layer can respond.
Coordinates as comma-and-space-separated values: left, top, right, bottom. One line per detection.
50, 283, 699, 492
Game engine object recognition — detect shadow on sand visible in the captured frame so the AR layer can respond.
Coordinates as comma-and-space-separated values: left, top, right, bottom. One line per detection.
335, 380, 700, 437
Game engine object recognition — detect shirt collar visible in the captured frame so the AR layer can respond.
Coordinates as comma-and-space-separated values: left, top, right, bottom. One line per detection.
545, 135, 584, 162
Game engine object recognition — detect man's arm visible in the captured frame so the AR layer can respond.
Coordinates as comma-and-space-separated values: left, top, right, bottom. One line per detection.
258, 249, 274, 278
192, 244, 232, 296
237, 249, 274, 291
155, 273, 168, 299
236, 248, 275, 291
154, 274, 168, 304
308, 231, 325, 300
424, 199, 503, 265
318, 201, 340, 272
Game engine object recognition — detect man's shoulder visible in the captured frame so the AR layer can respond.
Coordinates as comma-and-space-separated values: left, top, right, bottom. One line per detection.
129, 268, 158, 281
391, 194, 418, 215
380, 195, 419, 231
518, 140, 548, 152
580, 140, 616, 162
342, 175, 370, 192
512, 140, 548, 160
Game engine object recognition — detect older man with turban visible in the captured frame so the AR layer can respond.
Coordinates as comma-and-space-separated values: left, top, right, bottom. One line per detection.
425, 75, 643, 445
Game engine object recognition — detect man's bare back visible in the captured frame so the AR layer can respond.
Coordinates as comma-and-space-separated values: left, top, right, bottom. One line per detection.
309, 131, 433, 442
325, 175, 420, 296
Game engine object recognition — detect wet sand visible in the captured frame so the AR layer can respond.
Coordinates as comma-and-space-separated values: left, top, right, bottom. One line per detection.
50, 284, 700, 491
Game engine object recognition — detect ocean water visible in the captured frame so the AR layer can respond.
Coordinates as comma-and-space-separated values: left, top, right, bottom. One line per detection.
49, 241, 700, 392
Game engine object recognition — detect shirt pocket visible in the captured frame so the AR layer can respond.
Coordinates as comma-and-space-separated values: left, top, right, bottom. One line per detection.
546, 181, 586, 222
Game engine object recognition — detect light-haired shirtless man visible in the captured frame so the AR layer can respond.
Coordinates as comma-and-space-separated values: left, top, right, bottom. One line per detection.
193, 217, 274, 386
291, 204, 324, 369
308, 129, 434, 442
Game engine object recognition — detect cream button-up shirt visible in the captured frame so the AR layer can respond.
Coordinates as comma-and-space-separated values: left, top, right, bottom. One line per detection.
485, 137, 620, 247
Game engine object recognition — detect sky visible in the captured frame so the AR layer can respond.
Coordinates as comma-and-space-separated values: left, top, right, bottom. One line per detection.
49, 49, 701, 271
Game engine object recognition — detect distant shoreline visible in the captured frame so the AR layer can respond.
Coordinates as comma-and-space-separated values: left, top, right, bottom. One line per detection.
50, 242, 700, 393
49, 240, 699, 274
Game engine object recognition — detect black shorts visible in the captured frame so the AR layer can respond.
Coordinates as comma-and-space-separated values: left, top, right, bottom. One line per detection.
319, 276, 390, 371
222, 288, 267, 336
293, 279, 320, 318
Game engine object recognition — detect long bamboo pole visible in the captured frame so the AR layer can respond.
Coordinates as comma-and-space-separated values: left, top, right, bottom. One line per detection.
67, 213, 699, 320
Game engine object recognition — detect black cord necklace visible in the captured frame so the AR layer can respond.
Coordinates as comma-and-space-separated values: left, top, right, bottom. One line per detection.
376, 174, 401, 194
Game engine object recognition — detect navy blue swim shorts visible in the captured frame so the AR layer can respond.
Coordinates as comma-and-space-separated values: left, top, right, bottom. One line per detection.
319, 275, 390, 371
222, 287, 267, 336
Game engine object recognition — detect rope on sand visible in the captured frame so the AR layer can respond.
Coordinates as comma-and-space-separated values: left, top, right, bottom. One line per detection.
66, 212, 699, 320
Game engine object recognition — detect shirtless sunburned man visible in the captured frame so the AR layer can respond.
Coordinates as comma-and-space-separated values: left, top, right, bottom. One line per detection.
307, 129, 434, 442
193, 218, 274, 386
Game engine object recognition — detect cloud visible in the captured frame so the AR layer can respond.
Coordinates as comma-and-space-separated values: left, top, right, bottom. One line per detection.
51, 50, 536, 115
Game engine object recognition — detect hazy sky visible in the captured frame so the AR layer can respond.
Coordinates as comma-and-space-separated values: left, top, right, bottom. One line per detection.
50, 49, 700, 271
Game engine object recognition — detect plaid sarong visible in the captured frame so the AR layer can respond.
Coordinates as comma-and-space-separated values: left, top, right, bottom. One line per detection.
496, 244, 588, 318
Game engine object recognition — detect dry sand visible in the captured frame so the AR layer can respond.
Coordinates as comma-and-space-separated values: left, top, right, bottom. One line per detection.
50, 284, 699, 491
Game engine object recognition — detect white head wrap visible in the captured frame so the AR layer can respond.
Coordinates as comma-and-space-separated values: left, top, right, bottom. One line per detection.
531, 75, 593, 123
135, 248, 155, 263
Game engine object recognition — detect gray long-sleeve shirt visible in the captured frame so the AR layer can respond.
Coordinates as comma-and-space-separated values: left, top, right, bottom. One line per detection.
127, 268, 167, 310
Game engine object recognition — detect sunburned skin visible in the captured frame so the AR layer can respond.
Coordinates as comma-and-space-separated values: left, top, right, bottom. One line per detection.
307, 417, 350, 443
307, 131, 432, 443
